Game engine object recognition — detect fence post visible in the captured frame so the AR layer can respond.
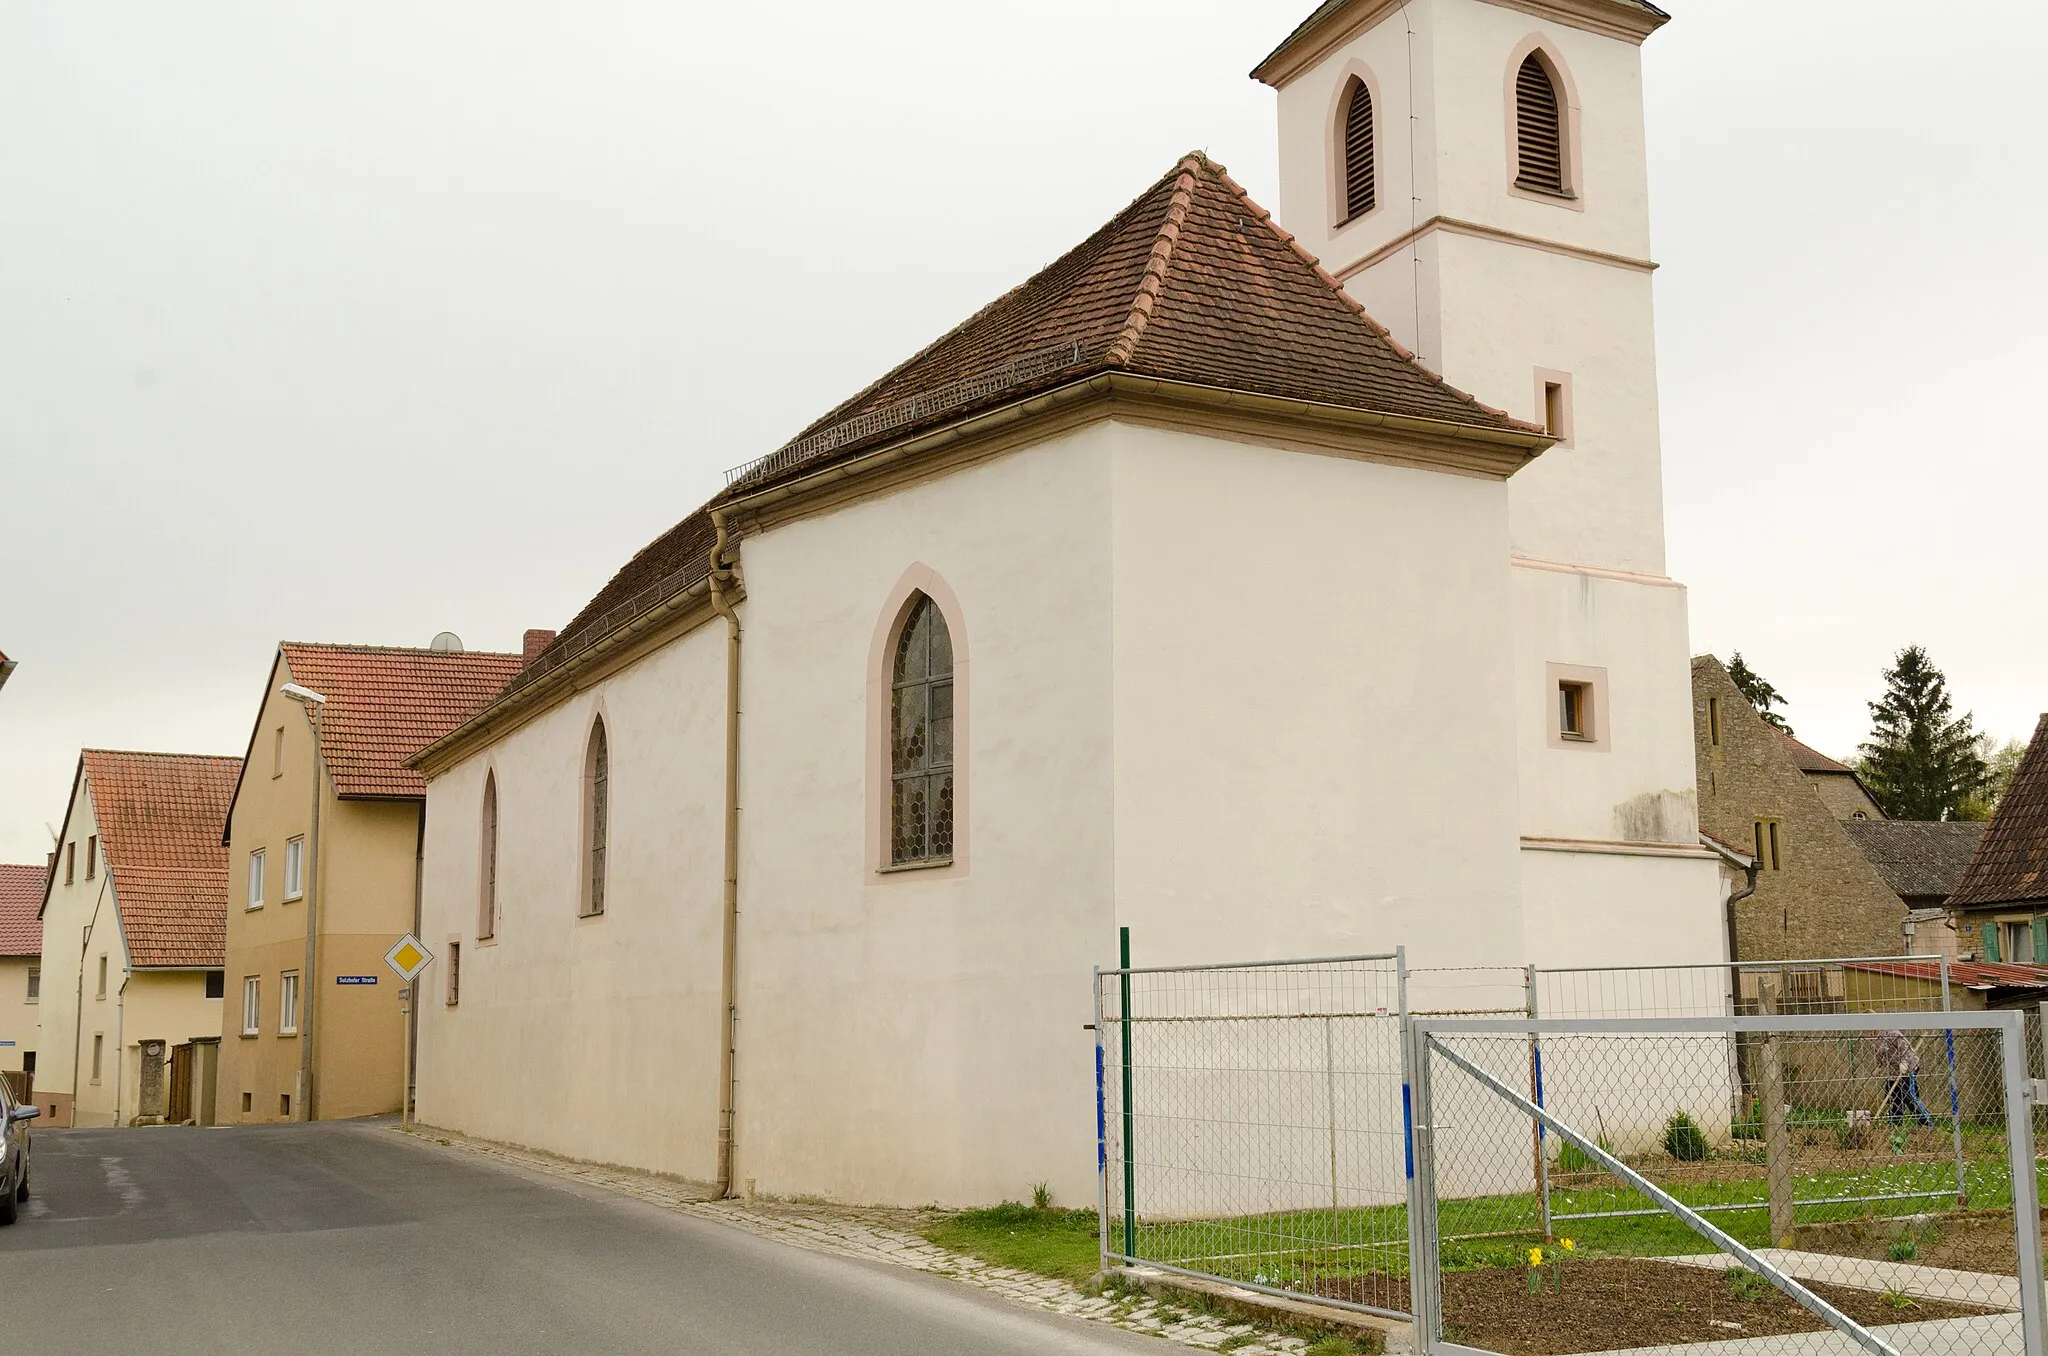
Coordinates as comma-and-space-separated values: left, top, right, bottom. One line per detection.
1118, 927, 1135, 1261
1093, 967, 1109, 1278
1942, 954, 1967, 1206
1526, 964, 1553, 1240
1998, 1015, 2048, 1355
1324, 1015, 1340, 1249
1399, 946, 1428, 1345
1758, 977, 1796, 1247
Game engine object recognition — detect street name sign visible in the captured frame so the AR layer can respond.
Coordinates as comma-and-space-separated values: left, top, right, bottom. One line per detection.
336, 975, 379, 985
384, 935, 433, 983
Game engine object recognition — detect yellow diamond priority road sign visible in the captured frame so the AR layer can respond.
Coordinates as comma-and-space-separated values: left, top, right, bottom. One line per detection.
384, 934, 433, 983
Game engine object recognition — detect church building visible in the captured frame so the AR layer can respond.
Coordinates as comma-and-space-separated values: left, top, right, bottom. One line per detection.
409, 0, 1721, 1206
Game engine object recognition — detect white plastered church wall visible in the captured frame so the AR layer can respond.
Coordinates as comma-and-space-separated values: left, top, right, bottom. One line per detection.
415, 620, 729, 1181
729, 423, 1118, 1209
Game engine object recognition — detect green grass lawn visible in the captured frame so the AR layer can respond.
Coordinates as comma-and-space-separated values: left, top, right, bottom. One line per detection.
920, 1203, 1103, 1284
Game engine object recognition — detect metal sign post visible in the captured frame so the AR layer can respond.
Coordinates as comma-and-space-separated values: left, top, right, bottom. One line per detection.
384, 935, 433, 1130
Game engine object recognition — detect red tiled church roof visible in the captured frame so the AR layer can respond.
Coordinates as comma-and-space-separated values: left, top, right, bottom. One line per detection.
0, 863, 45, 956
1778, 730, 1857, 776
280, 644, 525, 799
514, 152, 1541, 705
1949, 713, 2048, 910
82, 750, 241, 969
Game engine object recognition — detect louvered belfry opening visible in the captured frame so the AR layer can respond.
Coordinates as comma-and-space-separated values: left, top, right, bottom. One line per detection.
1341, 77, 1376, 220
1514, 52, 1567, 195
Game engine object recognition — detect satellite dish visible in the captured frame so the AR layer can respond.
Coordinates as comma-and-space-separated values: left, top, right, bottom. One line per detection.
429, 632, 464, 653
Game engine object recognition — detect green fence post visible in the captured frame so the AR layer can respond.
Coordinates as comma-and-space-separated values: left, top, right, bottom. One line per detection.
1120, 926, 1135, 1260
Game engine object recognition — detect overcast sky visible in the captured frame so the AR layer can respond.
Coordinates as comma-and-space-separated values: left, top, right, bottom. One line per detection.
2, 1, 2043, 863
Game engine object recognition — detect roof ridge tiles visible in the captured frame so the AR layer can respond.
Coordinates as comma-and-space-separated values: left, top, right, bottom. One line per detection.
1105, 157, 1200, 368
281, 641, 522, 658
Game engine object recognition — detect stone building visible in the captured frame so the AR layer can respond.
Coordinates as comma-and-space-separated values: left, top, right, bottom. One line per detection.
1693, 656, 1907, 962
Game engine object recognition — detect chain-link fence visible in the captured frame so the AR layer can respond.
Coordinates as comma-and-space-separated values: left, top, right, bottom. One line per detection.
1096, 952, 1409, 1317
1411, 1011, 2045, 1355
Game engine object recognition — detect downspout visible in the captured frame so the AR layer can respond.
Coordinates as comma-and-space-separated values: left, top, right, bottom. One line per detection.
112, 968, 130, 1126
708, 507, 743, 1199
409, 801, 425, 1121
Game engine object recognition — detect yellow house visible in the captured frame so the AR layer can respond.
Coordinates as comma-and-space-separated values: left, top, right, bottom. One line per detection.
218, 641, 525, 1123
1, 863, 44, 1098
34, 750, 238, 1126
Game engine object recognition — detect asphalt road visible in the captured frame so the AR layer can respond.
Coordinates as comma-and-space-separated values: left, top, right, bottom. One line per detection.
1, 1121, 1172, 1356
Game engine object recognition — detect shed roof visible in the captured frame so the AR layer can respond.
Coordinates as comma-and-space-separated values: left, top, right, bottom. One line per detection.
1843, 819, 1985, 902
81, 750, 241, 968
1949, 713, 2048, 910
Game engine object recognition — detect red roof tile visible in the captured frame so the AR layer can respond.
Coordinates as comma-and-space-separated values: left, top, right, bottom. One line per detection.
280, 644, 526, 799
1846, 958, 2048, 990
0, 863, 45, 956
1778, 730, 1857, 776
509, 153, 1542, 710
82, 750, 242, 968
1949, 713, 2048, 910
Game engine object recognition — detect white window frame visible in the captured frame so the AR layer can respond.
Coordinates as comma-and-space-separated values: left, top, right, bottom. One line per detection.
284, 837, 304, 901
248, 848, 266, 910
2003, 921, 2033, 967
242, 977, 261, 1036
279, 971, 300, 1036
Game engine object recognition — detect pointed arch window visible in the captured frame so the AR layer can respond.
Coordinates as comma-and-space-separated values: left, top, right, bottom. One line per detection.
1339, 76, 1376, 222
581, 719, 608, 916
1514, 52, 1568, 196
478, 772, 498, 940
890, 594, 954, 866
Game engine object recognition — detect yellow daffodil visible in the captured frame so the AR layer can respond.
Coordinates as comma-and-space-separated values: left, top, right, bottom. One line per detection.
1528, 1247, 1544, 1266
1561, 1238, 1576, 1253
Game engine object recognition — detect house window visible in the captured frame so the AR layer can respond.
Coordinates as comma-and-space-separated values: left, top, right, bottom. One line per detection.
1558, 681, 1592, 740
280, 1093, 292, 1117
248, 849, 266, 910
91, 1034, 103, 1083
1514, 51, 1569, 196
1338, 75, 1376, 222
446, 942, 461, 1006
2003, 921, 2035, 966
86, 835, 97, 878
242, 977, 261, 1036
97, 954, 108, 999
273, 725, 285, 778
65, 842, 75, 885
890, 593, 955, 866
204, 970, 224, 1000
1707, 696, 1722, 748
581, 720, 608, 917
1753, 818, 1783, 872
284, 837, 304, 901
479, 772, 498, 940
280, 972, 300, 1036
241, 1091, 253, 1114
25, 965, 39, 1003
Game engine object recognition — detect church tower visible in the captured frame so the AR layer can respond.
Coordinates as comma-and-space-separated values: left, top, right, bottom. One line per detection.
1256, 0, 1722, 971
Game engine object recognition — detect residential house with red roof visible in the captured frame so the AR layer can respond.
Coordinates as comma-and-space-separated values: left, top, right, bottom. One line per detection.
217, 640, 526, 1123
34, 750, 239, 1126
408, 0, 1729, 1211
1947, 714, 2048, 965
0, 863, 45, 1097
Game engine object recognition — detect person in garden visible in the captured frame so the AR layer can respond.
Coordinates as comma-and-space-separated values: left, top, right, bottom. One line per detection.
1872, 1028, 1935, 1127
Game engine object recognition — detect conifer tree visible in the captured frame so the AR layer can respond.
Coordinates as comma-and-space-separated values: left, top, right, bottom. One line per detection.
1726, 651, 1793, 734
1858, 645, 1987, 820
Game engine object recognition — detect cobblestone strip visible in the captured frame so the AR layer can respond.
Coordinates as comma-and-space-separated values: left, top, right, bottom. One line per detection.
395, 1125, 1316, 1354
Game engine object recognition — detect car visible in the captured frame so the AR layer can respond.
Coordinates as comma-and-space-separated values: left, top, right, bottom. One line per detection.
0, 1076, 36, 1225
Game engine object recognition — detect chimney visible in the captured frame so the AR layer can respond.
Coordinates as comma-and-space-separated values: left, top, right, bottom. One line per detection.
523, 629, 558, 666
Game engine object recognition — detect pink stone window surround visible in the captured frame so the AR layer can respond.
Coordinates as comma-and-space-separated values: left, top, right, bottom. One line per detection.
868, 566, 970, 879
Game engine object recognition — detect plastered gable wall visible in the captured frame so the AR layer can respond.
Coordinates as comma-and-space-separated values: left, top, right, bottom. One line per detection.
732, 423, 1115, 1208
1106, 421, 1524, 968
415, 619, 728, 1180
1693, 657, 1907, 961
72, 883, 130, 1125
35, 774, 103, 1117
222, 676, 320, 1120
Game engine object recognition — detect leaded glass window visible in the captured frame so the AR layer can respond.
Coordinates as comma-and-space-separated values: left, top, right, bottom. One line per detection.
585, 720, 608, 914
890, 594, 954, 865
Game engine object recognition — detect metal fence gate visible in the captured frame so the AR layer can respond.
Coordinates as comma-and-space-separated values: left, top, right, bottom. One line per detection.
1410, 1011, 2046, 1356
1096, 951, 1410, 1318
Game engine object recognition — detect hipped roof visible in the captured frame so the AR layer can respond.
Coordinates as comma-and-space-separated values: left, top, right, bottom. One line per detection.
501, 152, 1541, 712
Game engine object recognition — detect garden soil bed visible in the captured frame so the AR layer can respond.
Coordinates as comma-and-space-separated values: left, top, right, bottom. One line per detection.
1403, 1257, 1997, 1355
1794, 1209, 2044, 1279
